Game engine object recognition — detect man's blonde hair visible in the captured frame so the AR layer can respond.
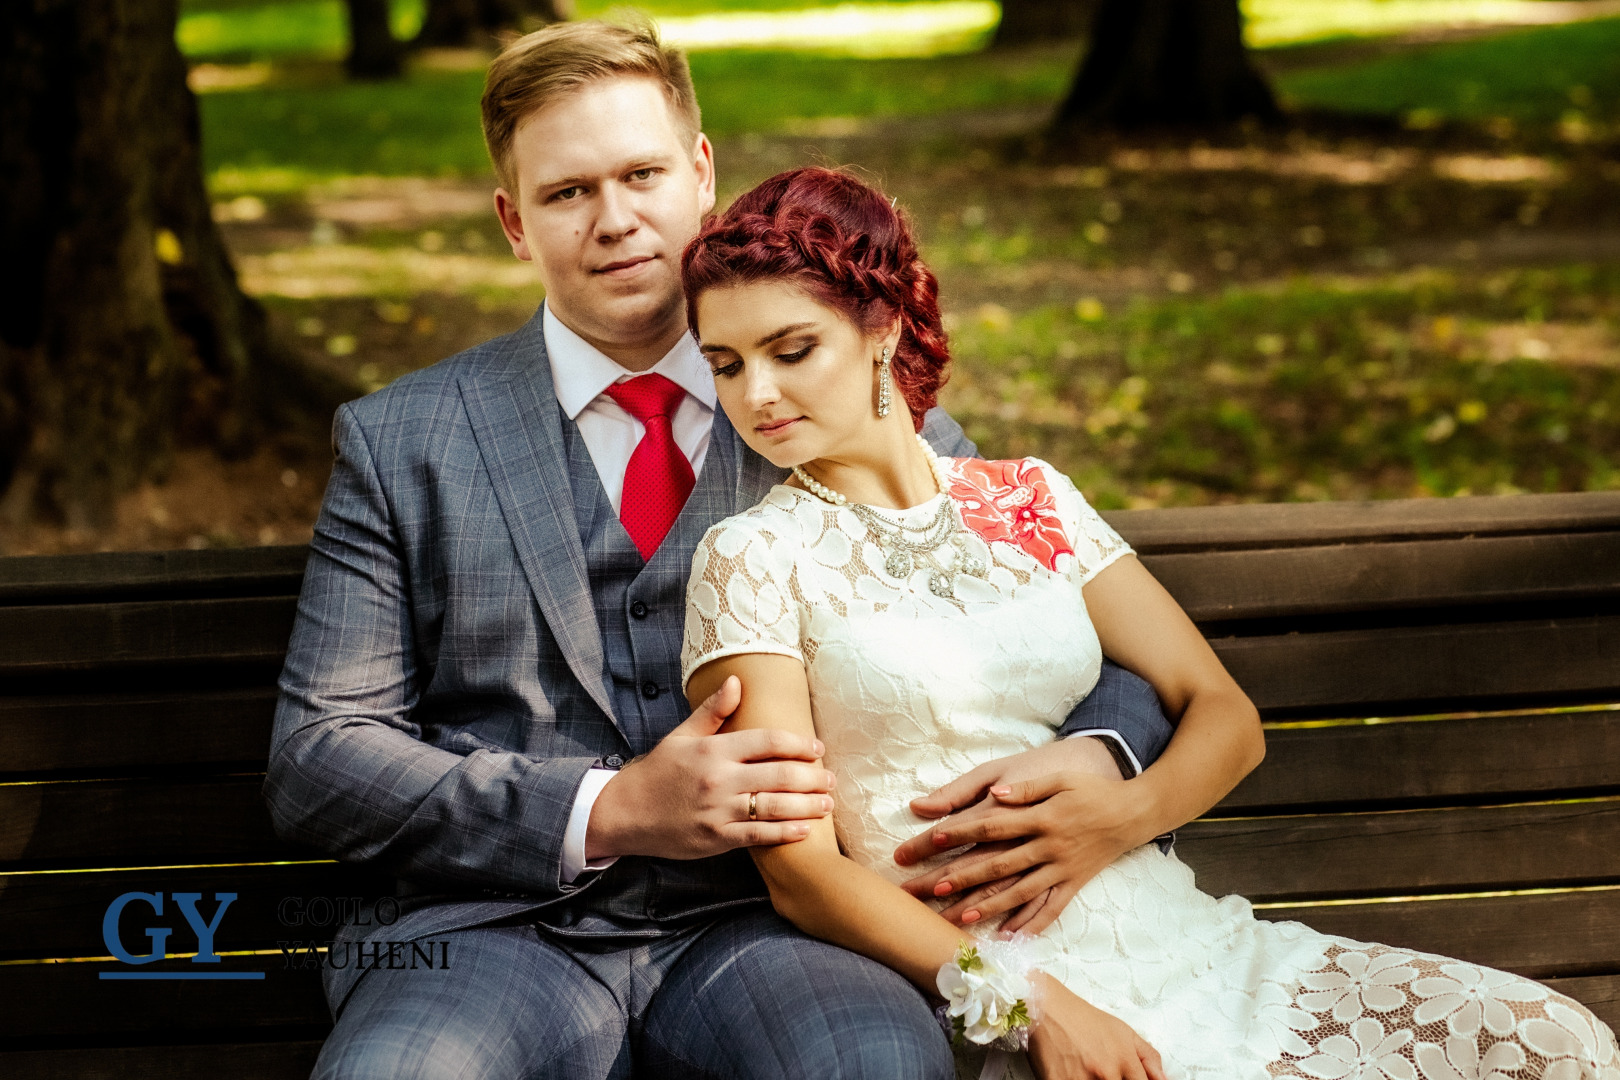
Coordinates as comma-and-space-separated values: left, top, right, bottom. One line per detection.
481, 19, 702, 195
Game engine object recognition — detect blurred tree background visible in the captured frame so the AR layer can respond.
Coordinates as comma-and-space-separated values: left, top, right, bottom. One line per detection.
0, 0, 1616, 553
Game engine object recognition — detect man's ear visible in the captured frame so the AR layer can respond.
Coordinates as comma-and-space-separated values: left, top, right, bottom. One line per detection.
493, 187, 532, 262
693, 132, 717, 217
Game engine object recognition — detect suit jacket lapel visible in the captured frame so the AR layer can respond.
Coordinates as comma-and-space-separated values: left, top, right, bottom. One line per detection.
458, 314, 619, 726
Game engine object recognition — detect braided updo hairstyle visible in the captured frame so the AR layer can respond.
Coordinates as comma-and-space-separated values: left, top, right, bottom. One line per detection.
681, 167, 950, 432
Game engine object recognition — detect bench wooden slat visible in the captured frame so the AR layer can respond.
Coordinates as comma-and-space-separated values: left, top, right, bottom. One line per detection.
0, 545, 308, 606
0, 863, 396, 962
0, 689, 277, 779
1214, 615, 1620, 718
0, 1040, 325, 1080
10, 772, 1618, 901
1142, 531, 1620, 624
1257, 888, 1620, 981
1219, 709, 1620, 813
1179, 800, 1620, 903
0, 960, 328, 1045
0, 597, 297, 674
1106, 490, 1620, 554
0, 777, 290, 868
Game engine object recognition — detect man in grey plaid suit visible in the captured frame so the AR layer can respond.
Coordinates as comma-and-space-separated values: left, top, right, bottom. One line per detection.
265, 20, 1186, 1080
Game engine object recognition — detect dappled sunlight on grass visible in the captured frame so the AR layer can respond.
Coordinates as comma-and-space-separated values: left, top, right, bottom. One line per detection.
940, 267, 1620, 509
658, 1, 997, 56
237, 244, 542, 302
1277, 15, 1620, 130
1244, 0, 1620, 47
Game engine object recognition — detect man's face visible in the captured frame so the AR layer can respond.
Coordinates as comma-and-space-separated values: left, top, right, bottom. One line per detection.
494, 77, 715, 363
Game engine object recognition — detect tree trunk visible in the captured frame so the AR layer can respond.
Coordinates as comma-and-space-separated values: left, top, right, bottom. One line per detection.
0, 0, 329, 531
414, 0, 571, 49
345, 0, 404, 79
1054, 0, 1280, 129
992, 0, 1095, 48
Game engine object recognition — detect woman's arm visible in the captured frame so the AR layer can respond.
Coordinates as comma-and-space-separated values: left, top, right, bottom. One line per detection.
1084, 553, 1266, 842
686, 654, 969, 987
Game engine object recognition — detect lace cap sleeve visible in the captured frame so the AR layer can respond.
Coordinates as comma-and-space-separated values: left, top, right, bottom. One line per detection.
1030, 459, 1132, 586
681, 513, 805, 694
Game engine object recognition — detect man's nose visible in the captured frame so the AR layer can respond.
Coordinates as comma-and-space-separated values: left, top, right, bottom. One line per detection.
595, 183, 638, 242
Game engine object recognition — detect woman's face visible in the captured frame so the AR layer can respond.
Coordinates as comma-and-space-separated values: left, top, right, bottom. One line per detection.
695, 279, 894, 469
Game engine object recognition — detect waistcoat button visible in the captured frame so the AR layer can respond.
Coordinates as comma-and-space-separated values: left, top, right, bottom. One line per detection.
641, 681, 660, 700
630, 600, 649, 619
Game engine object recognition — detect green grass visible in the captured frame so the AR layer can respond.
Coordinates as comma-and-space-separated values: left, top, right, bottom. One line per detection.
944, 267, 1620, 506
178, 0, 971, 60
180, 0, 421, 60
199, 46, 1073, 182
201, 69, 491, 181
1277, 17, 1620, 125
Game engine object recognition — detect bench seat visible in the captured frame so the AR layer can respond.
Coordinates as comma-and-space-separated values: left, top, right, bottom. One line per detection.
1, 490, 1616, 1076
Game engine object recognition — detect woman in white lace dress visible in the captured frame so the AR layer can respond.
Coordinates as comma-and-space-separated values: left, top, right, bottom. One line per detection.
675, 167, 1620, 1080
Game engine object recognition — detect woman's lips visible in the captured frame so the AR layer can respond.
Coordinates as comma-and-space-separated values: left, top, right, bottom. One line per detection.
755, 417, 803, 437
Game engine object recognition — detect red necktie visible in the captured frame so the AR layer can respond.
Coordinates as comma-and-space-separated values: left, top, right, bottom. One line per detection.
605, 373, 696, 561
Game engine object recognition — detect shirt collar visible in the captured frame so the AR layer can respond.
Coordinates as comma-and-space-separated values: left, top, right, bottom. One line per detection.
543, 301, 716, 421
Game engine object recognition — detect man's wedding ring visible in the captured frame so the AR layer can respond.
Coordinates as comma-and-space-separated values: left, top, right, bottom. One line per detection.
748, 792, 758, 820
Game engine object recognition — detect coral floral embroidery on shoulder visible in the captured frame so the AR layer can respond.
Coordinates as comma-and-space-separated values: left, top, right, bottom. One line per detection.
944, 459, 1074, 572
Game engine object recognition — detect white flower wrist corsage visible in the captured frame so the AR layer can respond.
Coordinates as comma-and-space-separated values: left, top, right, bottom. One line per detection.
935, 937, 1043, 1051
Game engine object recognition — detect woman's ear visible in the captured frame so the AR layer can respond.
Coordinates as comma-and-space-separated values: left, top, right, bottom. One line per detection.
880, 318, 902, 362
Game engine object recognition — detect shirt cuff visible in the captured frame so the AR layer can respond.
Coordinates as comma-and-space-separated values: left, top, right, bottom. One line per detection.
1063, 728, 1144, 779
561, 767, 621, 885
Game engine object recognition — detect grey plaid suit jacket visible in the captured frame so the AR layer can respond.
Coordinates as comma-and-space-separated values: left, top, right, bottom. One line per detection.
265, 305, 1171, 1017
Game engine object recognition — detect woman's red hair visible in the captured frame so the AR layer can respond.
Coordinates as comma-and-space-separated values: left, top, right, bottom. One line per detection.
680, 167, 950, 431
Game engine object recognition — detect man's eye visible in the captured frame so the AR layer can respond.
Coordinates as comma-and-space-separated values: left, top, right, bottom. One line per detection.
629, 168, 656, 181
552, 186, 585, 202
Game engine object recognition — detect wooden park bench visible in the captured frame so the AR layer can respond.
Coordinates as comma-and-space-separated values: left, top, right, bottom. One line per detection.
1, 489, 1617, 1077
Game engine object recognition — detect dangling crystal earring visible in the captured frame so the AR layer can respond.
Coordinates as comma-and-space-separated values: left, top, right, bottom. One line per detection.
876, 347, 892, 418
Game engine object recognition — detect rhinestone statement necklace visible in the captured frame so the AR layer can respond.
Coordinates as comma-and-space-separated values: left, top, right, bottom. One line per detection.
792, 434, 989, 599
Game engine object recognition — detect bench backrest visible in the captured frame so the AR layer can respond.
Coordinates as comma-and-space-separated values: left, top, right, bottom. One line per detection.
1, 490, 1617, 1076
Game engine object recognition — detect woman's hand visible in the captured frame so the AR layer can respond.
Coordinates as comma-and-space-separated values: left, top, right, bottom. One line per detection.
1027, 974, 1167, 1080
898, 769, 1157, 935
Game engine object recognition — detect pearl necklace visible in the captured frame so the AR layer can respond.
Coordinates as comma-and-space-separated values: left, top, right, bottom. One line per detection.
792, 434, 989, 599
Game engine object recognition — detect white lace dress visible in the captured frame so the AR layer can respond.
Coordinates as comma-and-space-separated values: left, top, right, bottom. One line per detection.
679, 456, 1620, 1080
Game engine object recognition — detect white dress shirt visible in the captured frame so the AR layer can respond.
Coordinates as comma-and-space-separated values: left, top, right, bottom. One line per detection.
546, 301, 1135, 882
547, 303, 716, 883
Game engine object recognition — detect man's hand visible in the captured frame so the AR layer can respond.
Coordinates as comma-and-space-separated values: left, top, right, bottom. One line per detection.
586, 676, 835, 862
894, 738, 1153, 936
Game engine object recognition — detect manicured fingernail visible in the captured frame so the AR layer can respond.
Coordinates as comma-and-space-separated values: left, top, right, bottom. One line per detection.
990, 785, 1012, 797
820, 796, 833, 813
825, 772, 837, 789
933, 880, 953, 897
792, 825, 810, 837
813, 739, 824, 756
962, 910, 981, 924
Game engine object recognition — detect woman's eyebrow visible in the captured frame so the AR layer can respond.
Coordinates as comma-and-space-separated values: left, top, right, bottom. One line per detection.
755, 322, 816, 347
699, 322, 818, 356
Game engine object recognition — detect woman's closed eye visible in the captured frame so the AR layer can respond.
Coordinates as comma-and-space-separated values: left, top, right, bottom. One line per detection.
710, 344, 814, 380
